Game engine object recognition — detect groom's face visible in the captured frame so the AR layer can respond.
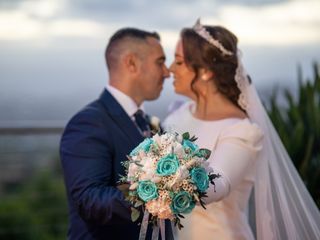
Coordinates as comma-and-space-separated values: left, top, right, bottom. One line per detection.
136, 37, 169, 100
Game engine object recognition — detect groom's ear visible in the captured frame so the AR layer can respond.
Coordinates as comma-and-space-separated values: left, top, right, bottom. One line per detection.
123, 53, 140, 73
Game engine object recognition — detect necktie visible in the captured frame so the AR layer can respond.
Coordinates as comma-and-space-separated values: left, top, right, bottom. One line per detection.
133, 109, 150, 137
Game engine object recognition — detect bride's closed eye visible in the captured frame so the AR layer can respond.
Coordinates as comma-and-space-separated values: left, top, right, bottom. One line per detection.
175, 61, 184, 65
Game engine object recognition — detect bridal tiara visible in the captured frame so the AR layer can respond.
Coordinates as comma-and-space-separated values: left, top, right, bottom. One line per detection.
192, 19, 233, 56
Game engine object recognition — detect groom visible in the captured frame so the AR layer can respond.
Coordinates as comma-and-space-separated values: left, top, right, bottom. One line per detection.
60, 28, 169, 239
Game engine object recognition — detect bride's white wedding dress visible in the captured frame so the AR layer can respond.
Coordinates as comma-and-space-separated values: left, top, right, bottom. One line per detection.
164, 101, 263, 240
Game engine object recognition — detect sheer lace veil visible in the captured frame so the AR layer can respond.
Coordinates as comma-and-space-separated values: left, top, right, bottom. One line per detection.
236, 51, 320, 239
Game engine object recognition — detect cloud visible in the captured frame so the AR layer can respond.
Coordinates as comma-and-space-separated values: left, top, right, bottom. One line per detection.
49, 19, 106, 37
206, 0, 320, 45
20, 0, 64, 18
0, 13, 107, 40
0, 0, 319, 47
0, 11, 43, 40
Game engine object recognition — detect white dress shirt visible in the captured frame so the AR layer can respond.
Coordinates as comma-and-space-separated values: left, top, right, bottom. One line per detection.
106, 85, 144, 120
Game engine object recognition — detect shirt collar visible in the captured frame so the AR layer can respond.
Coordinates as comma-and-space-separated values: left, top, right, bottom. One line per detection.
106, 85, 144, 117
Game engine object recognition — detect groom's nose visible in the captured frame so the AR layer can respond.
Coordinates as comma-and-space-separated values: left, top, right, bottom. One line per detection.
163, 64, 170, 78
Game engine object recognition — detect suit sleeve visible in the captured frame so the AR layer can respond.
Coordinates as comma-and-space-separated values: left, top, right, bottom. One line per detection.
60, 109, 131, 225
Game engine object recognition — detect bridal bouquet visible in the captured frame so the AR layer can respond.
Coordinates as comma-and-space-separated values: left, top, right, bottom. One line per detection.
120, 132, 219, 229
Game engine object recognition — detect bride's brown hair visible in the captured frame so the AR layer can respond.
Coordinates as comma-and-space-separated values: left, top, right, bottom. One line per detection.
181, 26, 244, 110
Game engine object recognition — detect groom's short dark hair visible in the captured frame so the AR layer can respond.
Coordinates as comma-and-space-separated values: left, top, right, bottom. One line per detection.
105, 28, 160, 71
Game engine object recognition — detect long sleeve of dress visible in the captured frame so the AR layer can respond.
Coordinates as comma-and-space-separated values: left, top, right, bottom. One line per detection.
205, 120, 263, 203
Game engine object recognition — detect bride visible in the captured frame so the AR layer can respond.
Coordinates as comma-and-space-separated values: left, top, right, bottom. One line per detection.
163, 19, 320, 240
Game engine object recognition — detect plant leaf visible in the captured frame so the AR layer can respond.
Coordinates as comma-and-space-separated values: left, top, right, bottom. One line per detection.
134, 201, 143, 208
131, 207, 140, 222
182, 132, 190, 140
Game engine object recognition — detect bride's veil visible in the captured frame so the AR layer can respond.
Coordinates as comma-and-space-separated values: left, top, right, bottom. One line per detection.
236, 53, 320, 239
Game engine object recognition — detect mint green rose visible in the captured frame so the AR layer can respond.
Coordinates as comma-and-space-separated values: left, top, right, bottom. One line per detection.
156, 154, 180, 176
171, 191, 195, 214
137, 180, 158, 202
182, 139, 198, 153
191, 167, 209, 192
130, 138, 154, 156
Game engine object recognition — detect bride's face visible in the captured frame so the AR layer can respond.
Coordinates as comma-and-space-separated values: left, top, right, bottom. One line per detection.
169, 39, 196, 98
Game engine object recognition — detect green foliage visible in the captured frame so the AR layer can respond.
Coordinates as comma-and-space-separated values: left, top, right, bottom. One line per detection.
267, 62, 320, 208
0, 165, 68, 239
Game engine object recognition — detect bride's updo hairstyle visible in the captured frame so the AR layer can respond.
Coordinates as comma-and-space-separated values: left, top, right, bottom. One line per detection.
181, 26, 243, 110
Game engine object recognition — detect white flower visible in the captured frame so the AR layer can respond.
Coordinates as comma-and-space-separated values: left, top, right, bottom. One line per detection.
131, 155, 138, 161
139, 157, 157, 181
152, 134, 162, 146
142, 158, 156, 171
128, 162, 139, 179
165, 165, 189, 189
173, 142, 184, 158
150, 116, 161, 131
175, 166, 189, 182
185, 159, 197, 169
160, 133, 175, 146
140, 172, 156, 181
151, 176, 162, 183
139, 155, 149, 166
175, 134, 183, 143
138, 150, 147, 158
161, 141, 182, 156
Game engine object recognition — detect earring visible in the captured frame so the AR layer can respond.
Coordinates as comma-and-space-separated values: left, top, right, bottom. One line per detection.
201, 74, 208, 81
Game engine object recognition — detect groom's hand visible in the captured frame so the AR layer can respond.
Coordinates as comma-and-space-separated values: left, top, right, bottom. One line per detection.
117, 183, 130, 198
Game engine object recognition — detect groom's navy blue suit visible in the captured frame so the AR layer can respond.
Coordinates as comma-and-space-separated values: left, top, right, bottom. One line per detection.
60, 89, 145, 239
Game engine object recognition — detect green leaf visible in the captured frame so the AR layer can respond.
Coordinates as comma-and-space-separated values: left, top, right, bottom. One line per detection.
182, 132, 190, 140
190, 135, 198, 142
133, 161, 143, 167
134, 201, 143, 208
194, 148, 211, 159
131, 207, 140, 222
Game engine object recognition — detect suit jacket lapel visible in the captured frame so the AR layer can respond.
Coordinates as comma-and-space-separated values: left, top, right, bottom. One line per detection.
99, 89, 144, 144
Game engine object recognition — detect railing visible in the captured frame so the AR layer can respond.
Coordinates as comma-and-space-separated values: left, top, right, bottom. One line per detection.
0, 127, 63, 135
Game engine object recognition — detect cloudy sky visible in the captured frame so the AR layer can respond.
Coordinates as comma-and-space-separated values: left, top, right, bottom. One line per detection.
0, 0, 319, 123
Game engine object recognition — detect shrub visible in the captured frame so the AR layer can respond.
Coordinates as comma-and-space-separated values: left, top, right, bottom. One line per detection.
267, 62, 320, 207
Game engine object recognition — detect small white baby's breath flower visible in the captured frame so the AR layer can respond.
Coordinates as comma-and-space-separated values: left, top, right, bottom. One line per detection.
185, 159, 197, 169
